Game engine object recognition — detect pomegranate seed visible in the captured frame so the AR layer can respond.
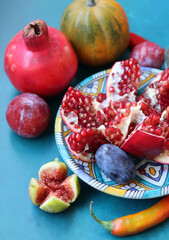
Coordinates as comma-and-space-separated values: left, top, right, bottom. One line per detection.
109, 86, 115, 93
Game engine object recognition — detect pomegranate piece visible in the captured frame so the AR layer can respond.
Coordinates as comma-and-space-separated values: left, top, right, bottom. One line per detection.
65, 128, 110, 162
4, 19, 78, 97
121, 109, 169, 163
130, 41, 164, 69
121, 126, 165, 159
138, 68, 169, 113
106, 58, 141, 101
60, 86, 129, 133
28, 158, 80, 213
6, 93, 50, 138
60, 87, 102, 132
61, 85, 145, 162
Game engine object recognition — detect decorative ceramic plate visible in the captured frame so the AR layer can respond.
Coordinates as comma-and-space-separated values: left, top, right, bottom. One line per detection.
55, 67, 169, 199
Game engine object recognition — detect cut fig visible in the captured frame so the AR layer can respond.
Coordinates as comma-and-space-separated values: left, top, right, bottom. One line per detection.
38, 158, 68, 190
40, 174, 80, 213
28, 178, 50, 205
40, 192, 70, 213
61, 174, 81, 203
106, 58, 141, 101
28, 158, 80, 212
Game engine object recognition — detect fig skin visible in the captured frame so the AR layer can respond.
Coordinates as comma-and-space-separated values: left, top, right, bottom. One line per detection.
40, 193, 70, 213
28, 158, 80, 213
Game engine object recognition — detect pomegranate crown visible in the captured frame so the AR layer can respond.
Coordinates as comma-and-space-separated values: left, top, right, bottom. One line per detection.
23, 19, 49, 51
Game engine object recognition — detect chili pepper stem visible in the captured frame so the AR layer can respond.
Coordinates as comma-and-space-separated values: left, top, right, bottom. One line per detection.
90, 201, 114, 233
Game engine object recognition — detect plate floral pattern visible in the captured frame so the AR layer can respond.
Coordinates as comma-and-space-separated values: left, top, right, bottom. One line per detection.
55, 67, 169, 199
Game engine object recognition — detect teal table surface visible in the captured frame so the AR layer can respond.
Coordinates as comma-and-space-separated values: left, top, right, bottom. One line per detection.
1, 1, 169, 239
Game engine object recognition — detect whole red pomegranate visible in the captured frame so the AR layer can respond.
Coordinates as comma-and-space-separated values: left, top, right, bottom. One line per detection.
4, 19, 78, 97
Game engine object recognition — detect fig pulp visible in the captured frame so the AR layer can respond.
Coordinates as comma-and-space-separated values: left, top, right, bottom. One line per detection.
28, 158, 80, 213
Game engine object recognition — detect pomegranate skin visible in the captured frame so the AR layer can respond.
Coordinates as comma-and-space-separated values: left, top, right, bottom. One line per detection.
4, 20, 78, 97
6, 93, 50, 138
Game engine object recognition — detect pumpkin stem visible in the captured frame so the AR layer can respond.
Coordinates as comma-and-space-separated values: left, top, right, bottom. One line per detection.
87, 0, 96, 7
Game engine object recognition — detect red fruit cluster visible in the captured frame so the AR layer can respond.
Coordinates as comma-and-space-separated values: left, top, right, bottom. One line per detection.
61, 58, 169, 164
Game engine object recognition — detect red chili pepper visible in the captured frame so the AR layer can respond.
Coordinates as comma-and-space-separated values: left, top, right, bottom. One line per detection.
90, 195, 169, 236
129, 32, 165, 54
129, 32, 148, 48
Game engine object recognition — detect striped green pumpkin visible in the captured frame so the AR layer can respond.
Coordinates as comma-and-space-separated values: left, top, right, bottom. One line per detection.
60, 0, 129, 66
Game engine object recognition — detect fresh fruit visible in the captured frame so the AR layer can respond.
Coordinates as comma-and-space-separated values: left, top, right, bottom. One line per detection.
130, 41, 164, 69
65, 128, 109, 162
121, 69, 169, 163
61, 59, 142, 162
138, 69, 169, 113
28, 178, 50, 205
61, 89, 141, 162
28, 158, 80, 213
129, 32, 165, 54
60, 0, 129, 66
38, 159, 68, 189
6, 93, 50, 138
4, 19, 78, 97
95, 144, 136, 184
61, 58, 169, 164
106, 58, 141, 101
121, 108, 169, 164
